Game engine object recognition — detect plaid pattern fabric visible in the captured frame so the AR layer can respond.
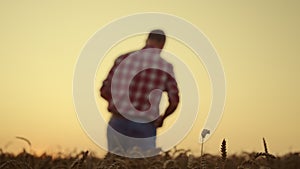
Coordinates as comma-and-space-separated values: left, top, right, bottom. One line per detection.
101, 46, 179, 121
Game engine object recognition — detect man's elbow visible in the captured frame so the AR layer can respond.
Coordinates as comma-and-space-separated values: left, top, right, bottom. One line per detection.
100, 87, 109, 100
170, 95, 180, 109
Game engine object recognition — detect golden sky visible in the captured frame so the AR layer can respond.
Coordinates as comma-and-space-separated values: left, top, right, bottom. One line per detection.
1, 1, 300, 156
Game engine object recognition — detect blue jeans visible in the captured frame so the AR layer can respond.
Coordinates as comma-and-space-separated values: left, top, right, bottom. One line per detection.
107, 116, 157, 154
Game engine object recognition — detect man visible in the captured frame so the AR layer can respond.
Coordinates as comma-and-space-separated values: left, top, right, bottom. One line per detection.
100, 29, 179, 154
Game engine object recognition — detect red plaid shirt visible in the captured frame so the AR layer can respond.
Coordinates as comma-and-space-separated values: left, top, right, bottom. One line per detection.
100, 46, 179, 121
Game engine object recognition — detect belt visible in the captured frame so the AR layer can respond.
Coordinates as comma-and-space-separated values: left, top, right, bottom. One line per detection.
111, 113, 154, 124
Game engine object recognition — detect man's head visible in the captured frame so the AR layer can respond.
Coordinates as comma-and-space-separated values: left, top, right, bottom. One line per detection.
146, 29, 166, 49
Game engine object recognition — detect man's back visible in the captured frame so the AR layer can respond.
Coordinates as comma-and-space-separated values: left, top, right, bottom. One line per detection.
101, 47, 179, 122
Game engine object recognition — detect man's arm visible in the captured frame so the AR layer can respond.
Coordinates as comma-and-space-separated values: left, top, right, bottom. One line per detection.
155, 69, 179, 127
100, 56, 124, 101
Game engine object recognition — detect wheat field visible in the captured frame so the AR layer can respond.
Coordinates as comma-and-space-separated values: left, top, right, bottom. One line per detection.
1, 138, 300, 169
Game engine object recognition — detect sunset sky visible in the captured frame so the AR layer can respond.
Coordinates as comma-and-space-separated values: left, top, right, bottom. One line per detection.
1, 1, 300, 157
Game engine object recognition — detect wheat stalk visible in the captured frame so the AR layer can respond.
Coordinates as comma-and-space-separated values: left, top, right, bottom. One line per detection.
70, 151, 88, 169
221, 139, 227, 162
263, 137, 269, 154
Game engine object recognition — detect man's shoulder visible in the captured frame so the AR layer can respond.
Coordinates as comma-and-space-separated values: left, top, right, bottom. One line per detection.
159, 57, 174, 71
161, 57, 173, 67
115, 49, 174, 70
115, 51, 136, 64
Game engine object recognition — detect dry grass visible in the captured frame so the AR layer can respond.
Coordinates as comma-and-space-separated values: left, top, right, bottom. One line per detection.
0, 138, 299, 169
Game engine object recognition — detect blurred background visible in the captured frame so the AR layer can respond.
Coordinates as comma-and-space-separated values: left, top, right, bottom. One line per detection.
1, 0, 300, 157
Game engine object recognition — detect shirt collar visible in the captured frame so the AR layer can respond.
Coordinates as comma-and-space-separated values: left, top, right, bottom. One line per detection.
142, 45, 162, 53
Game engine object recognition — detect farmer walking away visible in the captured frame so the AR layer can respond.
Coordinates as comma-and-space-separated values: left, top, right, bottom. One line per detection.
100, 29, 179, 154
